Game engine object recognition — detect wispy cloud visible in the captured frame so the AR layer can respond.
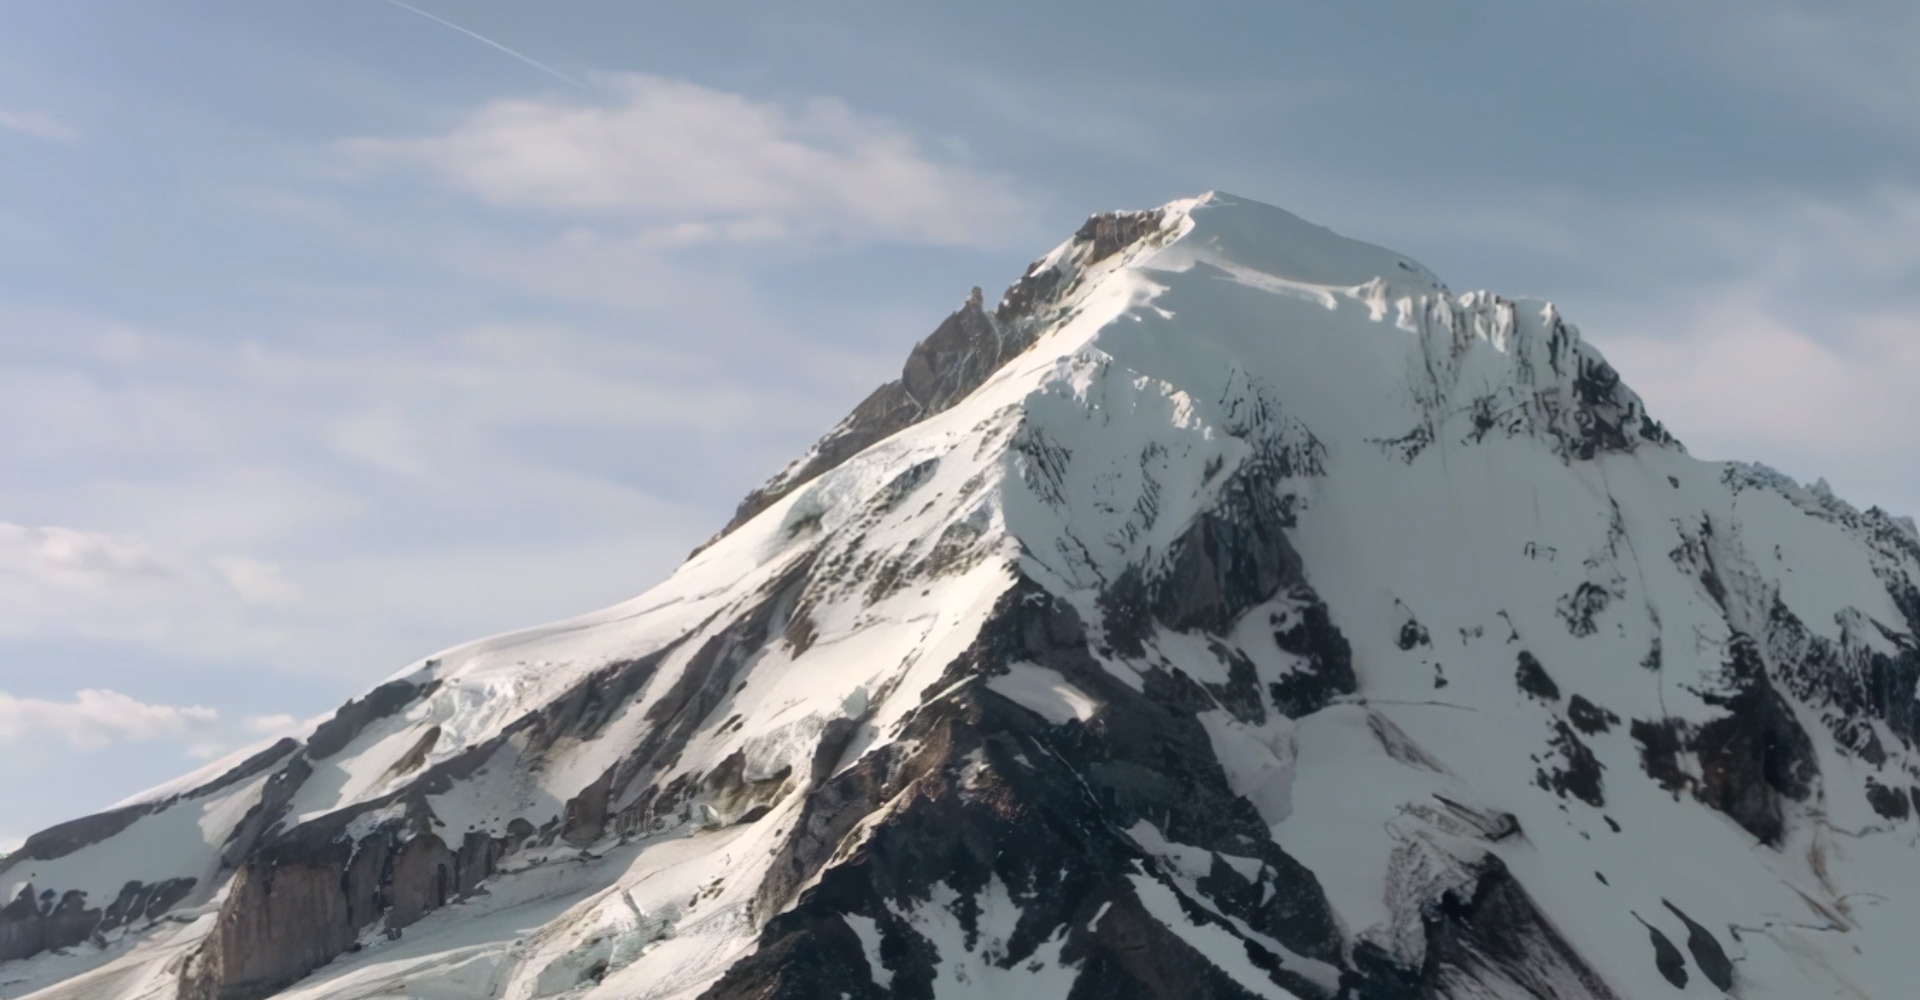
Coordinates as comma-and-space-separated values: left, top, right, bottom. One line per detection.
0, 689, 218, 751
1515, 183, 1920, 515
0, 520, 302, 647
1315, 176, 1920, 517
0, 108, 78, 142
0, 301, 832, 682
0, 523, 168, 584
339, 73, 1035, 248
1605, 304, 1920, 455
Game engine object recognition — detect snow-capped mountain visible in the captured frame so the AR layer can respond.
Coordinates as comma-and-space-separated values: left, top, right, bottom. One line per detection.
6, 192, 1920, 1000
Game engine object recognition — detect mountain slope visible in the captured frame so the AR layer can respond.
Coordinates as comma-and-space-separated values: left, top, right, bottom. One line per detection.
6, 192, 1920, 1000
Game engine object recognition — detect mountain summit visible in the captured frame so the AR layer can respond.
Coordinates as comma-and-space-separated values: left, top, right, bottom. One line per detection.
6, 192, 1920, 999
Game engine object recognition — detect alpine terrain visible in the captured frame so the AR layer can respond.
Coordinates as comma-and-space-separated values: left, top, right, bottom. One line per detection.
8, 192, 1920, 1000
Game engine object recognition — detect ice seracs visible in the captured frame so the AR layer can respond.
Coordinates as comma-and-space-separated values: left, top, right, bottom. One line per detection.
5, 191, 1920, 999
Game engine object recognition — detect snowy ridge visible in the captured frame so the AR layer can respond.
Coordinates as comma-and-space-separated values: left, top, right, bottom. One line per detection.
5, 192, 1919, 1000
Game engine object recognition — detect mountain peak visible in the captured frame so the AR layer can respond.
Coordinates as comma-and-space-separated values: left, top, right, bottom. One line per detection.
7, 194, 1919, 1000
715, 191, 1665, 549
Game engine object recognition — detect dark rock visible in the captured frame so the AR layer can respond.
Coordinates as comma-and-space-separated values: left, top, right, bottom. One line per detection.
1074, 210, 1162, 265
0, 744, 309, 964
1692, 635, 1818, 845
1516, 651, 1560, 702
1630, 718, 1692, 798
1865, 779, 1910, 820
1644, 920, 1689, 988
811, 717, 862, 787
1555, 326, 1671, 460
384, 725, 440, 779
561, 768, 617, 846
196, 737, 304, 798
182, 847, 357, 1000
307, 681, 428, 760
1630, 635, 1817, 846
174, 626, 711, 1000
98, 877, 196, 933
1268, 596, 1357, 718
902, 296, 1000, 413
1557, 583, 1613, 637
0, 886, 102, 963
1203, 641, 1266, 726
1662, 900, 1733, 991
1538, 721, 1606, 808
385, 834, 455, 930
864, 458, 940, 516
734, 579, 1350, 999
219, 752, 312, 870
1095, 566, 1154, 659
2, 805, 152, 868
3, 736, 304, 874
995, 259, 1064, 327
1420, 858, 1620, 999
716, 278, 1045, 541
1768, 595, 1920, 755
1567, 695, 1618, 735
1396, 619, 1430, 650
1151, 502, 1304, 635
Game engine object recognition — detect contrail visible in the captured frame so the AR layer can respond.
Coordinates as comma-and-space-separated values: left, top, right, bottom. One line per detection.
378, 0, 583, 88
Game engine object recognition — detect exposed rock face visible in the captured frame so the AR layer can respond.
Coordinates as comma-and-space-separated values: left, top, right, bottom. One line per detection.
1422, 861, 1618, 1000
0, 737, 299, 964
713, 209, 1175, 539
713, 582, 1358, 999
1631, 634, 1818, 846
11, 192, 1920, 1000
1, 888, 100, 964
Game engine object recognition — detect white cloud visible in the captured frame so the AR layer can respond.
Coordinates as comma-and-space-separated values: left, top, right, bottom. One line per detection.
0, 520, 302, 648
340, 73, 1033, 247
0, 523, 169, 584
1551, 185, 1920, 517
0, 689, 218, 750
244, 713, 298, 735
1330, 178, 1920, 519
1605, 304, 1918, 454
0, 108, 78, 142
212, 556, 304, 607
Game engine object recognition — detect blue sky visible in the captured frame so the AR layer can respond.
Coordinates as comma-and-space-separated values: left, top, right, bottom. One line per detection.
3, 0, 1918, 844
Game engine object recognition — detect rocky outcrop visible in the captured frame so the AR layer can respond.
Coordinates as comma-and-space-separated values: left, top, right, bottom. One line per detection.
175, 564, 818, 1000
1073, 210, 1163, 265
1632, 634, 1818, 845
180, 824, 512, 1000
1421, 859, 1618, 1000
0, 737, 303, 965
307, 681, 433, 759
2, 737, 297, 870
718, 580, 1353, 999
713, 210, 1172, 541
0, 877, 190, 963
1, 887, 101, 963
711, 579, 1613, 1000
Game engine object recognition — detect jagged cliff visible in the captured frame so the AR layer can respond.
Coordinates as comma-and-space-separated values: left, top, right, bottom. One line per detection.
5, 193, 1920, 1000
